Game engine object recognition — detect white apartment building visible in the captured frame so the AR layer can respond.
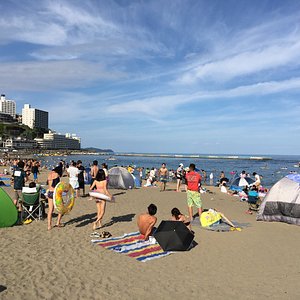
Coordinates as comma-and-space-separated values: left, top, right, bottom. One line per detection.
22, 104, 48, 130
0, 94, 16, 118
35, 132, 81, 149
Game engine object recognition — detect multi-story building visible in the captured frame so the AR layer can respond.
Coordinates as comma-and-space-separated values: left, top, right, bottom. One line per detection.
22, 104, 48, 130
3, 137, 37, 149
0, 112, 15, 123
35, 131, 81, 150
0, 94, 16, 118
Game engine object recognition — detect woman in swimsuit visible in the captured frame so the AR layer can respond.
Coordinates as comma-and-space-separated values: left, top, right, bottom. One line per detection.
47, 167, 63, 230
90, 160, 99, 189
90, 169, 112, 230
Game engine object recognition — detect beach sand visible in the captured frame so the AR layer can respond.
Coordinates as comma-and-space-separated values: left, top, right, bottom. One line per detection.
0, 168, 299, 300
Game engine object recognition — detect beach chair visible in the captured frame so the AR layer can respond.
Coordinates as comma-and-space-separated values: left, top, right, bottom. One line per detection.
20, 187, 42, 223
247, 195, 260, 212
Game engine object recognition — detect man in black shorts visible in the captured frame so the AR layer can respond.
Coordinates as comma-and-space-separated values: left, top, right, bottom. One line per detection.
77, 160, 86, 197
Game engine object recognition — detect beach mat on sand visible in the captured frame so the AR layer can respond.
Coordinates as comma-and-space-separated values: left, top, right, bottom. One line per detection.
191, 217, 250, 232
91, 232, 173, 262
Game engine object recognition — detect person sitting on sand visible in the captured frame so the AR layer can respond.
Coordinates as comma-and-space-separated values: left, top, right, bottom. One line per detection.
220, 182, 230, 194
137, 204, 157, 240
246, 185, 260, 214
170, 207, 191, 229
90, 169, 112, 230
238, 187, 248, 201
171, 207, 187, 222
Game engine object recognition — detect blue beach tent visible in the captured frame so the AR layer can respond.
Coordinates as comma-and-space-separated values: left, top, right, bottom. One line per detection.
229, 174, 255, 191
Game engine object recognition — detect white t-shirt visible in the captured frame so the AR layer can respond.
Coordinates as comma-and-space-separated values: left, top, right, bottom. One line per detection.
149, 169, 155, 178
254, 174, 261, 184
67, 166, 79, 179
221, 185, 227, 193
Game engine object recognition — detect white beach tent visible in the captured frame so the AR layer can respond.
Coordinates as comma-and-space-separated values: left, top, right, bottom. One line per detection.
108, 167, 135, 190
256, 174, 300, 225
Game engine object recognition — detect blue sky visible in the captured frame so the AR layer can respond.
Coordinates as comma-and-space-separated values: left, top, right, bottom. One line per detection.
1, 0, 300, 155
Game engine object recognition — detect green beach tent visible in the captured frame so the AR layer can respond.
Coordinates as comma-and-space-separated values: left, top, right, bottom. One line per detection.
0, 188, 18, 228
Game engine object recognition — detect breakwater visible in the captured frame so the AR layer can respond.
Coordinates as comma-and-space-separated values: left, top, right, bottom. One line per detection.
114, 153, 272, 160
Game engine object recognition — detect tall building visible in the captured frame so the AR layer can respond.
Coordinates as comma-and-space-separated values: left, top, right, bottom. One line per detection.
0, 94, 16, 118
22, 104, 48, 130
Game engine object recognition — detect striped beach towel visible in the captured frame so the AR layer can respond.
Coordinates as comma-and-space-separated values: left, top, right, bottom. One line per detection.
91, 232, 173, 262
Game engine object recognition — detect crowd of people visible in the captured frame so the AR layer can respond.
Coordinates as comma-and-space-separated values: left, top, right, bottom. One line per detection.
137, 163, 268, 239
3, 157, 267, 233
5, 158, 112, 230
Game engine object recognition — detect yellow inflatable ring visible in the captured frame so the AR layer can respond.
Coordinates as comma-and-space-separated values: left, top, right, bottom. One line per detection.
53, 182, 75, 214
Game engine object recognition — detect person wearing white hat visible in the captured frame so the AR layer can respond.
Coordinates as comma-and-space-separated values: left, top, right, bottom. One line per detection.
176, 163, 184, 192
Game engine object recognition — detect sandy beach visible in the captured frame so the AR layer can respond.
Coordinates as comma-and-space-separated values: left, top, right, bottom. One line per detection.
0, 167, 299, 300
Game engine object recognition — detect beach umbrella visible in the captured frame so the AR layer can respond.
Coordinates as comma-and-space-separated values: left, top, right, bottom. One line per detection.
154, 221, 194, 251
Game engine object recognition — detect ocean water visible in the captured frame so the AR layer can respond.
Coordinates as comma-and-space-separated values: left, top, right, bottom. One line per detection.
40, 153, 300, 188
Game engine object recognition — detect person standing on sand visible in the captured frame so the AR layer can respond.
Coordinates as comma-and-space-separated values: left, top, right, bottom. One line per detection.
31, 161, 39, 183
158, 163, 168, 191
90, 160, 99, 190
252, 172, 261, 188
47, 167, 63, 230
137, 204, 157, 241
176, 163, 184, 192
67, 161, 80, 198
101, 162, 109, 188
90, 169, 112, 230
12, 160, 28, 207
77, 160, 86, 197
185, 163, 202, 221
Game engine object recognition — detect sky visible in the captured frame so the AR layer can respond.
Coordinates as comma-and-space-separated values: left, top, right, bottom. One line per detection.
1, 0, 300, 155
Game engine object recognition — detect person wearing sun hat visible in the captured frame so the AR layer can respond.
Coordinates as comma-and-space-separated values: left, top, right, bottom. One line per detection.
176, 163, 184, 192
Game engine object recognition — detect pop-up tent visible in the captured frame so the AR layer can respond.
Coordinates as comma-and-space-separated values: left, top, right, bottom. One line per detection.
257, 174, 300, 225
108, 167, 135, 190
0, 188, 18, 228
229, 174, 255, 191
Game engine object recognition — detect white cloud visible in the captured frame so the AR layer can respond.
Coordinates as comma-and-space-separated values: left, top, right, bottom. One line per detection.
104, 95, 188, 116
175, 10, 300, 84
178, 41, 300, 84
103, 77, 300, 117
0, 60, 125, 91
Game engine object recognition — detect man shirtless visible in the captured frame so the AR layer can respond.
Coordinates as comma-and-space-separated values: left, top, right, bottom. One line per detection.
137, 204, 157, 240
158, 163, 168, 191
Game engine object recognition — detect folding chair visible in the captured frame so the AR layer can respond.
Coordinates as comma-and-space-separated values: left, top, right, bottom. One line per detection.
247, 195, 260, 212
20, 189, 42, 223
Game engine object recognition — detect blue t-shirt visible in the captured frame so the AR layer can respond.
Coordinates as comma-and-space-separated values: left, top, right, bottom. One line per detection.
248, 190, 258, 197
